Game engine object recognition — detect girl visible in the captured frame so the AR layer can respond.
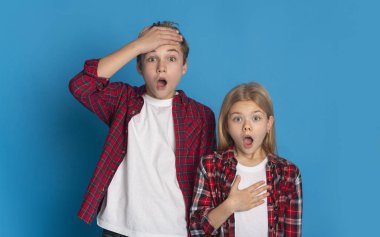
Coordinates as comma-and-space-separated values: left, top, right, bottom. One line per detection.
190, 82, 302, 237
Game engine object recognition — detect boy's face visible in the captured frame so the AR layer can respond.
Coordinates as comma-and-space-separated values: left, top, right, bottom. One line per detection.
137, 44, 187, 100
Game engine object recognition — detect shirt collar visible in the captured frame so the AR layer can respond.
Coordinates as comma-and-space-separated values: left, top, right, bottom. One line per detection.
223, 146, 279, 164
137, 85, 189, 105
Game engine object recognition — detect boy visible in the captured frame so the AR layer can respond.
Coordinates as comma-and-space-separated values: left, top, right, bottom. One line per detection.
69, 21, 216, 236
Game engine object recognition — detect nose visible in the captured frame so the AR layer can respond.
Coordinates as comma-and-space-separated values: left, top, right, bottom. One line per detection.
243, 122, 252, 131
157, 61, 166, 73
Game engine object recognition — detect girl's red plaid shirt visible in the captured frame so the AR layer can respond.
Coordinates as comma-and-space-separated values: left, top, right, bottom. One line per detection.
190, 148, 302, 237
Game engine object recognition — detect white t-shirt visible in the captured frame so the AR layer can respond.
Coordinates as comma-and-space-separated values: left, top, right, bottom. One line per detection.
97, 94, 187, 237
235, 158, 268, 237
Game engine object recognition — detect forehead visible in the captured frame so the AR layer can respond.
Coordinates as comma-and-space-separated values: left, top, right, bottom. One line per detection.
229, 100, 264, 113
146, 44, 183, 55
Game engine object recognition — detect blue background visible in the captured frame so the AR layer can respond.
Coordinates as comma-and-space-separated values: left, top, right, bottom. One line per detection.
1, 0, 379, 236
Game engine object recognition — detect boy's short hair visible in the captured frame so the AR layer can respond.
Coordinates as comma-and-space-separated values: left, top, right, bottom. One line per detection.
137, 21, 189, 69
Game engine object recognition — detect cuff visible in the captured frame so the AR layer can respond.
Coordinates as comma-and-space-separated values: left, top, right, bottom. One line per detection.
83, 59, 109, 90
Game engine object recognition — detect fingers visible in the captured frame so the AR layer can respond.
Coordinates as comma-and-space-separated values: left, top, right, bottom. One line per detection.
138, 26, 183, 51
231, 175, 241, 190
140, 26, 181, 39
248, 180, 266, 189
249, 184, 271, 195
156, 33, 182, 45
250, 199, 265, 209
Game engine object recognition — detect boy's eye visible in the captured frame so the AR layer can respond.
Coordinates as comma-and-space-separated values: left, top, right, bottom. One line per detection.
146, 57, 157, 62
168, 56, 177, 62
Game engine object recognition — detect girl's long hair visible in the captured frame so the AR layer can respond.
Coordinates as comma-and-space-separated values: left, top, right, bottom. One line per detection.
218, 82, 277, 154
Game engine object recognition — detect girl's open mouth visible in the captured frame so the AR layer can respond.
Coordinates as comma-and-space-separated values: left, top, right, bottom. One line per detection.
243, 135, 253, 148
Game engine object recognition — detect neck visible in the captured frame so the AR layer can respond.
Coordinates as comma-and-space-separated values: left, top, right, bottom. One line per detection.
235, 148, 266, 167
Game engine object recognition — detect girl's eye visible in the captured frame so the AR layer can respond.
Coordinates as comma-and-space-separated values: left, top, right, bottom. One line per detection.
232, 116, 242, 123
253, 115, 262, 121
168, 56, 177, 62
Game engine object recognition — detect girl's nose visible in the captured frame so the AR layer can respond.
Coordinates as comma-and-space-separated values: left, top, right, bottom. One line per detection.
243, 123, 252, 131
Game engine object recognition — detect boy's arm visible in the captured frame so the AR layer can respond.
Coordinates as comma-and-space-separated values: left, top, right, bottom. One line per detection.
69, 59, 127, 125
69, 26, 182, 124
201, 109, 216, 155
284, 167, 303, 237
98, 26, 183, 78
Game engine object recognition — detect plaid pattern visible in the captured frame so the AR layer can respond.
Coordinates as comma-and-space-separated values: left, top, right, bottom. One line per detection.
69, 59, 216, 225
190, 148, 302, 237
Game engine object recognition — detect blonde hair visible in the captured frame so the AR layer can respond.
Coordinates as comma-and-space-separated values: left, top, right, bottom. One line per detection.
218, 82, 277, 154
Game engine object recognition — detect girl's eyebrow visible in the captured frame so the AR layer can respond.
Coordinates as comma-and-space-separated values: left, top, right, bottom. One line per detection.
230, 110, 263, 114
253, 110, 265, 114
228, 112, 240, 118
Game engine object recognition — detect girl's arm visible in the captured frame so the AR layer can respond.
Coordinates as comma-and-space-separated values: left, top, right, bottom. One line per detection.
189, 158, 218, 236
190, 158, 270, 236
284, 166, 303, 237
207, 175, 270, 229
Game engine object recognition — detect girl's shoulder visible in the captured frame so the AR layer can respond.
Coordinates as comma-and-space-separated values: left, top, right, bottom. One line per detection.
200, 149, 235, 170
268, 153, 302, 177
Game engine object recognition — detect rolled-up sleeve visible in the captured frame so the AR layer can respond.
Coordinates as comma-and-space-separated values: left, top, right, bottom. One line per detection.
285, 166, 303, 237
69, 59, 128, 126
189, 158, 219, 236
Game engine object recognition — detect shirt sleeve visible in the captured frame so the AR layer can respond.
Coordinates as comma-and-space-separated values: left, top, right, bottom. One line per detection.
285, 166, 303, 237
189, 158, 219, 236
68, 59, 129, 126
201, 108, 216, 155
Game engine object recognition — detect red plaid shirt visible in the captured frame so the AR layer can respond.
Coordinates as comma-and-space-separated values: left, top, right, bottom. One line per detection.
190, 148, 302, 237
69, 59, 216, 225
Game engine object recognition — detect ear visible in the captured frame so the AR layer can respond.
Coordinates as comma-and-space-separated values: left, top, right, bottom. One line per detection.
267, 116, 274, 133
136, 63, 143, 75
182, 61, 188, 75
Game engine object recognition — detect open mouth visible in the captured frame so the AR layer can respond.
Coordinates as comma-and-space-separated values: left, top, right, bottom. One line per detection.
157, 78, 167, 88
243, 135, 254, 147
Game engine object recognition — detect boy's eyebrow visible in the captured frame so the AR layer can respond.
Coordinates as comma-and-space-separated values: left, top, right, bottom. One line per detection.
146, 49, 180, 54
167, 49, 180, 53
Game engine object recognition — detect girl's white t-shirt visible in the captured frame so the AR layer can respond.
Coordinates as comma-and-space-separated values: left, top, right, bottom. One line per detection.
235, 158, 268, 237
97, 94, 187, 237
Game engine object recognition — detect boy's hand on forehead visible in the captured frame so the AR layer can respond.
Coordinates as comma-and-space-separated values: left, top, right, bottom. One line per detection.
135, 26, 183, 54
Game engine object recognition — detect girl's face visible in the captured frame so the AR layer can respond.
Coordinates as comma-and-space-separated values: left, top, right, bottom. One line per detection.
227, 100, 274, 161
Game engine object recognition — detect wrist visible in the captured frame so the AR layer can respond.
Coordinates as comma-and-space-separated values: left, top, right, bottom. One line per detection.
223, 198, 236, 215
130, 39, 145, 55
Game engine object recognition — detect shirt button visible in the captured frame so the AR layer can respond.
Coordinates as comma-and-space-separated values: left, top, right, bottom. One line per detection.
131, 110, 135, 114
111, 169, 115, 173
